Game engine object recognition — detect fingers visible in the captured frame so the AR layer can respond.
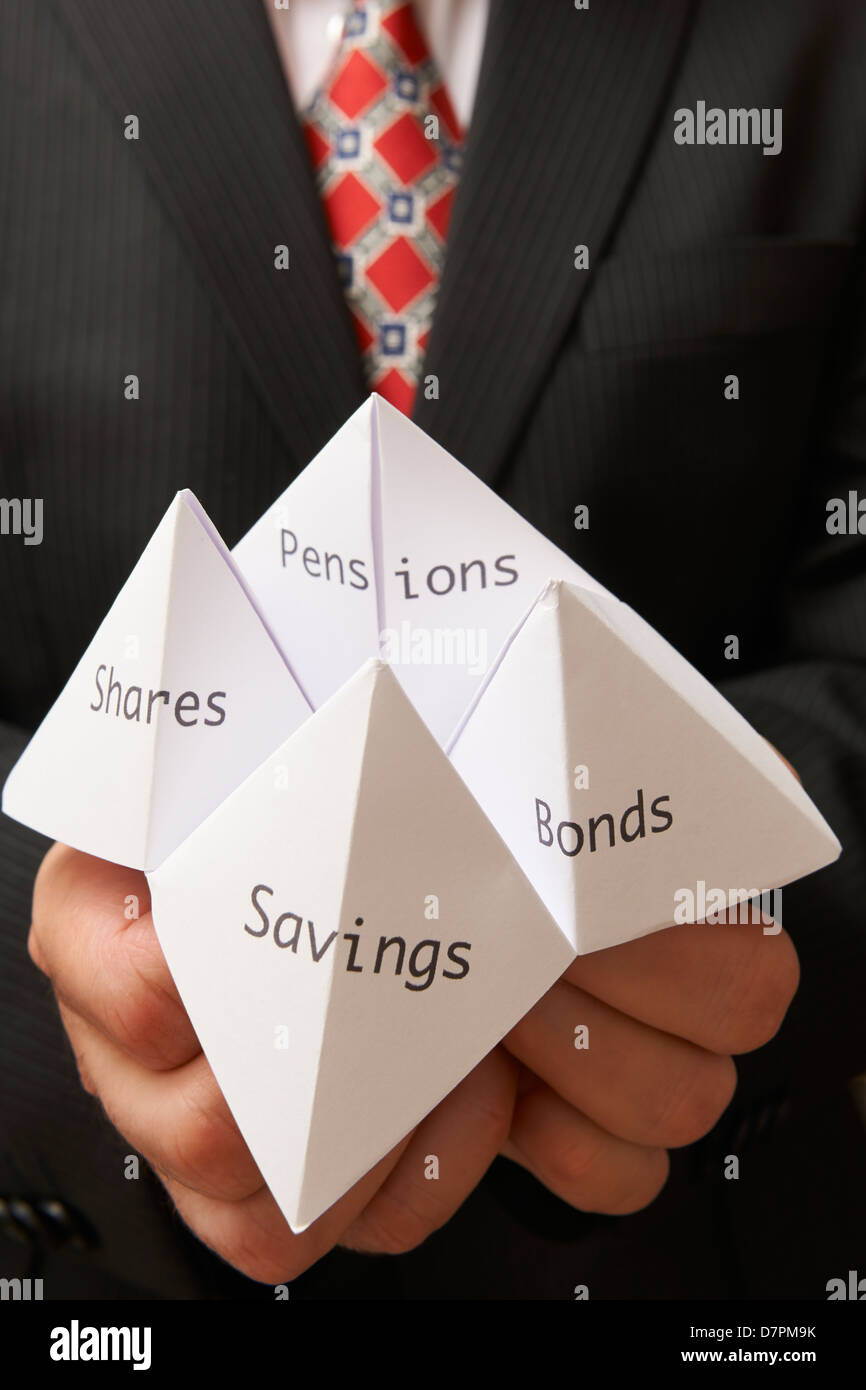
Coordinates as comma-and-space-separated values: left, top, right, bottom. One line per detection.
563, 916, 800, 1056
57, 991, 515, 1265
57, 1000, 263, 1202
504, 979, 737, 1150
30, 843, 199, 1070
157, 1137, 412, 1285
341, 1046, 518, 1254
33, 846, 799, 1274
506, 1083, 670, 1215
55, 982, 426, 1282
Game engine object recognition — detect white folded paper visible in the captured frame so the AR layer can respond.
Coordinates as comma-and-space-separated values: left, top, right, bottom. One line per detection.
2, 394, 843, 1235
2, 491, 311, 870
147, 659, 574, 1231
233, 394, 606, 746
449, 579, 841, 954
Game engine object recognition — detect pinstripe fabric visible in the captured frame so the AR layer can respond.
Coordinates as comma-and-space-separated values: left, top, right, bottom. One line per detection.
414, 0, 694, 478
2, 0, 866, 1297
49, 0, 368, 465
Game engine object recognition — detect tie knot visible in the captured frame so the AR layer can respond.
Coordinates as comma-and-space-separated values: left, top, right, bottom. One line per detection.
323, 4, 461, 143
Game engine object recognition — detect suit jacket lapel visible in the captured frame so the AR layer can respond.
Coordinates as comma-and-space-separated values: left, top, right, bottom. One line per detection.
50, 0, 695, 480
414, 0, 696, 483
50, 0, 367, 468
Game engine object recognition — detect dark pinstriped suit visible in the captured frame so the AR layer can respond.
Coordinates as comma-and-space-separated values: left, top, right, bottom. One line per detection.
2, 0, 866, 1298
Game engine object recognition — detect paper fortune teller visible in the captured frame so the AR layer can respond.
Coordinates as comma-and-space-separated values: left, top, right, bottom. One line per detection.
2, 393, 842, 1231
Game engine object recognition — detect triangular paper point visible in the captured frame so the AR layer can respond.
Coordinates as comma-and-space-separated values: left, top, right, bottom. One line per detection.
233, 397, 605, 744
452, 578, 841, 953
148, 654, 573, 1230
3, 491, 311, 869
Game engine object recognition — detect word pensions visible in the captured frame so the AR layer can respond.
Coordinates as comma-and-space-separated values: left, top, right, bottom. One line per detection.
279, 528, 519, 597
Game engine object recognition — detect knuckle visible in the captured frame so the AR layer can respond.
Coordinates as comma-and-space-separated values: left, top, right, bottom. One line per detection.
643, 1052, 736, 1148
98, 936, 193, 1070
724, 933, 800, 1053
124, 949, 190, 1068
705, 927, 800, 1055
220, 1231, 297, 1285
465, 1088, 514, 1155
152, 1171, 290, 1284
356, 1220, 423, 1256
168, 1088, 245, 1198
104, 983, 168, 1061
595, 1152, 671, 1216
349, 1191, 436, 1255
543, 1126, 607, 1195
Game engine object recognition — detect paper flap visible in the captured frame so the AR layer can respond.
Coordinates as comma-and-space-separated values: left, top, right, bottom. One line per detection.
234, 394, 606, 745
2, 492, 311, 869
451, 580, 841, 954
148, 659, 574, 1230
232, 402, 380, 710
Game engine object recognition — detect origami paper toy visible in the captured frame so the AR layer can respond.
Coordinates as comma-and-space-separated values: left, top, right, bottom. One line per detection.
2, 395, 841, 1230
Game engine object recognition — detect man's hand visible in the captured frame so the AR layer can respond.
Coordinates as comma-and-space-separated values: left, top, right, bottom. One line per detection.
28, 844, 518, 1282
29, 841, 799, 1282
499, 913, 798, 1211
498, 737, 801, 1210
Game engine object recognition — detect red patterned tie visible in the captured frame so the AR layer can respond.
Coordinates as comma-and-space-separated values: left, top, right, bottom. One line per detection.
303, 1, 463, 415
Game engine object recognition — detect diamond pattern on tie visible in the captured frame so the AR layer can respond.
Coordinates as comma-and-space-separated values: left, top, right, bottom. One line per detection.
303, 2, 463, 414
